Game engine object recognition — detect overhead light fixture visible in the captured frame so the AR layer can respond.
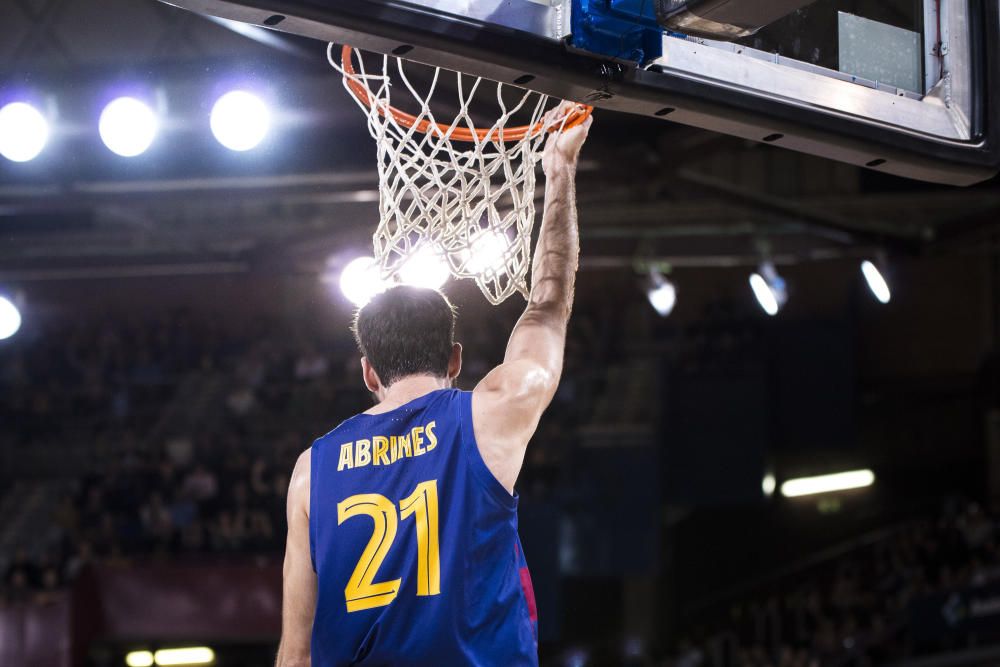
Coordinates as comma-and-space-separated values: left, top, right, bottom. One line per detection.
153, 647, 215, 666
0, 295, 22, 340
125, 652, 154, 667
399, 244, 450, 290
337, 256, 391, 307
861, 259, 891, 304
100, 97, 158, 157
780, 469, 875, 498
749, 261, 786, 316
0, 102, 49, 162
211, 90, 270, 151
762, 473, 776, 497
465, 230, 510, 276
646, 269, 677, 317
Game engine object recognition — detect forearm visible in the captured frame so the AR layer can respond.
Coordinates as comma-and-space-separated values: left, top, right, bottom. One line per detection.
503, 165, 579, 366
528, 167, 579, 318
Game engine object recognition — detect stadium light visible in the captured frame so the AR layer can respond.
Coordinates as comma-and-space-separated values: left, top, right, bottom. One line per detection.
465, 231, 510, 275
100, 97, 158, 157
210, 90, 270, 151
564, 648, 589, 667
0, 102, 49, 162
780, 469, 875, 498
646, 269, 677, 317
749, 262, 786, 316
125, 652, 154, 667
0, 295, 22, 340
153, 647, 215, 666
399, 244, 450, 290
861, 260, 891, 304
338, 256, 390, 307
762, 473, 776, 497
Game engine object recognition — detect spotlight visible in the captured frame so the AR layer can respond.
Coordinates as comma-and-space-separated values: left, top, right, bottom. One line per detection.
152, 647, 215, 666
0, 102, 49, 162
399, 245, 450, 290
99, 97, 158, 157
563, 649, 588, 667
762, 473, 776, 497
211, 90, 270, 151
125, 652, 154, 667
646, 269, 677, 317
465, 231, 510, 276
861, 260, 891, 304
0, 296, 22, 340
749, 262, 786, 316
338, 256, 390, 307
780, 469, 875, 498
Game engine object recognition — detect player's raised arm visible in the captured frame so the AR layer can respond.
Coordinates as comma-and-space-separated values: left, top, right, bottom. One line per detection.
472, 108, 592, 493
275, 450, 317, 667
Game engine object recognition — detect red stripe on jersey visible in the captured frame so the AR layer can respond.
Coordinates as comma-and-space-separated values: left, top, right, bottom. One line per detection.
519, 567, 538, 623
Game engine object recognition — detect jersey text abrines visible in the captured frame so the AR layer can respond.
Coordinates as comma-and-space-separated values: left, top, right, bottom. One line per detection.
337, 421, 439, 471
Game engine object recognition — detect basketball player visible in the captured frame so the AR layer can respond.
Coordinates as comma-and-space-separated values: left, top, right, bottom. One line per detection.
275, 108, 592, 667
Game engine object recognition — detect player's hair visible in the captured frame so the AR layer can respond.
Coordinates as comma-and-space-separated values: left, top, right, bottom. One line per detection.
352, 285, 457, 387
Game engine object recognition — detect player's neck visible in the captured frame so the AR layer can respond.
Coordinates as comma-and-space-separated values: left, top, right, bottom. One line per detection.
369, 375, 450, 413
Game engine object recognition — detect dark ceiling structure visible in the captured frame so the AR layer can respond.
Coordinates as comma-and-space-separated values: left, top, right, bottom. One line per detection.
1, 0, 998, 285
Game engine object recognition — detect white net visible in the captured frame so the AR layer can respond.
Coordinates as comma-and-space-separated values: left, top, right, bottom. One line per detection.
328, 45, 582, 304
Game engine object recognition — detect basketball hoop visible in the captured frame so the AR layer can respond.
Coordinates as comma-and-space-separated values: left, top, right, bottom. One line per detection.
328, 44, 592, 304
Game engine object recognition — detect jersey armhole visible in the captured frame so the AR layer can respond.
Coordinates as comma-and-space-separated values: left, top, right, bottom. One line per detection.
309, 442, 319, 573
459, 390, 519, 511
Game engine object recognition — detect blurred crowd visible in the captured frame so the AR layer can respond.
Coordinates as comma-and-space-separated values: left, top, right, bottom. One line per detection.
0, 296, 628, 606
666, 500, 1000, 667
4, 296, 997, 666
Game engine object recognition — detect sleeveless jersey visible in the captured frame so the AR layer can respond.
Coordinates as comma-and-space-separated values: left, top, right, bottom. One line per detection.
309, 388, 538, 666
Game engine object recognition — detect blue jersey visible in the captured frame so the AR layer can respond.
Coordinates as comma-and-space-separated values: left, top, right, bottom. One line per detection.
309, 388, 538, 666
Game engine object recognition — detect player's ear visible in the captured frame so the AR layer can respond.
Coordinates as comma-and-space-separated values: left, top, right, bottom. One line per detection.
360, 357, 381, 393
447, 342, 462, 380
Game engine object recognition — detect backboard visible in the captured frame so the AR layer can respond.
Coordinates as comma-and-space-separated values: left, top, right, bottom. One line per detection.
161, 0, 999, 186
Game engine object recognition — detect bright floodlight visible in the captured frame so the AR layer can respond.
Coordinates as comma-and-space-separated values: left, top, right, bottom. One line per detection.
211, 90, 270, 151
0, 296, 21, 340
0, 102, 49, 162
153, 647, 215, 666
125, 651, 154, 667
339, 256, 390, 307
647, 271, 676, 317
749, 273, 779, 316
762, 473, 776, 497
780, 469, 875, 498
750, 262, 786, 316
99, 97, 158, 157
399, 245, 450, 290
861, 260, 891, 304
465, 231, 509, 275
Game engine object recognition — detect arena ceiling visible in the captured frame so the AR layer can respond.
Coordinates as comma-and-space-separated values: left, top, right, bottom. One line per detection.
0, 0, 998, 284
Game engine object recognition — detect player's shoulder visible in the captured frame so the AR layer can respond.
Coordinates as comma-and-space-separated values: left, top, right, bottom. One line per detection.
473, 359, 557, 406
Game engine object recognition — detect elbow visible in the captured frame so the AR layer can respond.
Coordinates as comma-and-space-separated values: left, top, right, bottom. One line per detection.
525, 364, 561, 401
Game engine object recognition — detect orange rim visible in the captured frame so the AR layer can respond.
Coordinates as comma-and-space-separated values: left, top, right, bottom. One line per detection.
340, 45, 592, 143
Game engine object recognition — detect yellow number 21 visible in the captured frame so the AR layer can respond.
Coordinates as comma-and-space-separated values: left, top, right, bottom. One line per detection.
337, 480, 441, 613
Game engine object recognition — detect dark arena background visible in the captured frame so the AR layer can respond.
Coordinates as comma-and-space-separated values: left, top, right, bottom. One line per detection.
2, 1, 1000, 666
